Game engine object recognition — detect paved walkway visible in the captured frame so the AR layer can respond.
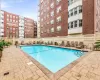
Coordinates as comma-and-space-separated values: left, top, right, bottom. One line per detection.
0, 46, 100, 80
58, 51, 100, 80
0, 46, 50, 80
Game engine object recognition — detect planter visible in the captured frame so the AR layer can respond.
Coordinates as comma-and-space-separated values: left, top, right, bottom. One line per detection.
0, 51, 2, 58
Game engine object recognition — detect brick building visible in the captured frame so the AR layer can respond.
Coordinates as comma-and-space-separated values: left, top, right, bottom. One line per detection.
4, 11, 19, 38
0, 10, 37, 38
34, 21, 37, 38
39, 0, 68, 37
24, 18, 35, 38
38, 0, 100, 38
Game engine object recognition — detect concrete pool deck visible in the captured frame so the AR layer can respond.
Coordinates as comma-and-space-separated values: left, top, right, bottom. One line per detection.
0, 46, 100, 80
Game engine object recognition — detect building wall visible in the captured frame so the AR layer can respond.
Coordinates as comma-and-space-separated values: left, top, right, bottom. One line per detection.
39, 0, 68, 38
34, 22, 37, 38
0, 10, 37, 38
95, 0, 100, 33
4, 11, 19, 38
68, 0, 82, 34
19, 16, 25, 38
0, 10, 4, 37
82, 0, 94, 34
39, 0, 100, 38
24, 18, 34, 38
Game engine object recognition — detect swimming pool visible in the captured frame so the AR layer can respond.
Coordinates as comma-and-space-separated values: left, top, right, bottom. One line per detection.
21, 45, 84, 73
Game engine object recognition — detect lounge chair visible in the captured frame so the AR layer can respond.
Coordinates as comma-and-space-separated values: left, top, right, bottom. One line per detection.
66, 41, 70, 47
74, 41, 78, 47
50, 41, 53, 45
76, 42, 84, 49
70, 41, 74, 47
54, 42, 58, 45
33, 41, 35, 44
60, 41, 65, 46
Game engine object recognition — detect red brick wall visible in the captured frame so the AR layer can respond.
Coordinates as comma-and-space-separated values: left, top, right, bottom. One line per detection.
24, 18, 35, 38
4, 11, 19, 38
82, 0, 94, 34
39, 0, 68, 38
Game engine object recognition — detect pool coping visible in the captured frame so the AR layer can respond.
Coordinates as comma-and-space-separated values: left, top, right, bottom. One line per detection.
19, 45, 92, 80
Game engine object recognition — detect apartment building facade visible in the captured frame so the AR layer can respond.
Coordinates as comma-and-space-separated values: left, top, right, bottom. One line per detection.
19, 16, 25, 38
0, 10, 37, 38
0, 10, 4, 37
24, 18, 35, 38
39, 0, 100, 38
34, 22, 37, 38
4, 11, 19, 38
39, 0, 68, 37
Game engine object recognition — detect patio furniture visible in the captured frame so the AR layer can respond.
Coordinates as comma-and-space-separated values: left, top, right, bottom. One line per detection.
66, 41, 70, 47
74, 41, 78, 47
33, 41, 35, 44
54, 42, 58, 45
76, 42, 84, 49
70, 41, 74, 47
60, 41, 65, 46
51, 41, 53, 45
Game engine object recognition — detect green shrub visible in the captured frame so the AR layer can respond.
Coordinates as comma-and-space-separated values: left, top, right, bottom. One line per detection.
94, 40, 100, 50
0, 43, 3, 51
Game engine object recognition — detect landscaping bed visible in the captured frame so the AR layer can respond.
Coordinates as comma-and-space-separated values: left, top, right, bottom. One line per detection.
0, 40, 12, 62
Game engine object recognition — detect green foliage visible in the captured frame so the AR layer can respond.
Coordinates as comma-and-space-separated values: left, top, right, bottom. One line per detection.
0, 41, 3, 51
0, 40, 12, 51
94, 40, 100, 50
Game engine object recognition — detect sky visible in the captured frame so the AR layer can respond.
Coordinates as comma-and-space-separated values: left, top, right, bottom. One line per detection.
1, 0, 39, 21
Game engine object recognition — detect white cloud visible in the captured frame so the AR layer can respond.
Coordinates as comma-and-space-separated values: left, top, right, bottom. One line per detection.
1, 1, 11, 8
1, 0, 26, 9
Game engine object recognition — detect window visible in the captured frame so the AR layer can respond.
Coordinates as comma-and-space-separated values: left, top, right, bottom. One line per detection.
51, 11, 54, 16
10, 19, 12, 22
51, 20, 54, 24
79, 6, 82, 13
7, 14, 9, 17
13, 16, 15, 18
51, 28, 54, 32
10, 15, 12, 18
68, 0, 69, 5
70, 10, 73, 16
41, 18, 43, 22
68, 0, 73, 6
57, 6, 61, 13
68, 23, 71, 29
13, 20, 15, 22
57, 16, 61, 22
57, 26, 61, 31
7, 19, 9, 22
68, 6, 82, 18
56, 0, 61, 5
71, 22, 73, 28
51, 3, 54, 8
16, 17, 18, 19
74, 21, 77, 27
74, 7, 77, 15
68, 12, 70, 17
79, 20, 82, 27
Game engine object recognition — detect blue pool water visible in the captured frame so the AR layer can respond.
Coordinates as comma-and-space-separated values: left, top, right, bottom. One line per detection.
21, 45, 84, 73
